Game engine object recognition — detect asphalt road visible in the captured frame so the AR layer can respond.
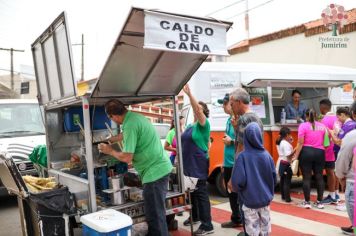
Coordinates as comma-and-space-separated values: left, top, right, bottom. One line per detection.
0, 196, 22, 236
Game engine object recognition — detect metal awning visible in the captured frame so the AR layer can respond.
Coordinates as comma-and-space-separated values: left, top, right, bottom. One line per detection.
91, 7, 232, 103
245, 79, 352, 88
238, 63, 356, 88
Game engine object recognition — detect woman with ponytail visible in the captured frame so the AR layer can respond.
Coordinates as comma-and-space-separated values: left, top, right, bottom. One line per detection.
276, 127, 294, 203
294, 108, 328, 209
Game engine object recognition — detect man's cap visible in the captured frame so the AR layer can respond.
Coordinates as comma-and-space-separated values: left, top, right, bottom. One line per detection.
217, 93, 230, 104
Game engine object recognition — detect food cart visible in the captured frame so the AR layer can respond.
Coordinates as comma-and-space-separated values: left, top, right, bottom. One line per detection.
183, 62, 356, 186
31, 7, 232, 228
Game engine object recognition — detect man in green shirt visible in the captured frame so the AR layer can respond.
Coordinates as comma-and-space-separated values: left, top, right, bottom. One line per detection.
98, 99, 172, 236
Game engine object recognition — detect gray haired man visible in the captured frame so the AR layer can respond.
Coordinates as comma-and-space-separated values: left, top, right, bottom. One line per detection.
228, 87, 264, 236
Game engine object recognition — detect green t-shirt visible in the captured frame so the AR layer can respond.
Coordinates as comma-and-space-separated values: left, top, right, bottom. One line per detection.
188, 119, 211, 155
165, 128, 176, 145
223, 117, 236, 168
122, 111, 172, 184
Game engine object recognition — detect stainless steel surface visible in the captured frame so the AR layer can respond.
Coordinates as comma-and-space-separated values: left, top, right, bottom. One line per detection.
111, 191, 126, 205
82, 97, 97, 212
174, 95, 185, 193
31, 12, 76, 106
91, 8, 232, 102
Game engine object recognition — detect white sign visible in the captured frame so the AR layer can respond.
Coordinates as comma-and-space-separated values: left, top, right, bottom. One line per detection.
144, 11, 229, 55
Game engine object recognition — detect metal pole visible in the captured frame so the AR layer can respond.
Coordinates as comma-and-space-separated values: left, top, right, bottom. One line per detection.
245, 0, 250, 40
81, 34, 84, 81
10, 48, 14, 90
82, 96, 97, 212
173, 95, 185, 192
267, 84, 275, 125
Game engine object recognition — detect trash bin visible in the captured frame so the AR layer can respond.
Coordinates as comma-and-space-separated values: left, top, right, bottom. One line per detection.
80, 209, 132, 236
28, 186, 77, 236
0, 153, 77, 236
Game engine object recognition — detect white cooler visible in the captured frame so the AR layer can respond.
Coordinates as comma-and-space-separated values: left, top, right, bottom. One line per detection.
80, 209, 132, 236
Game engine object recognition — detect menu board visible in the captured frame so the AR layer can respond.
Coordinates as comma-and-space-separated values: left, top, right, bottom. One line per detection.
245, 87, 270, 125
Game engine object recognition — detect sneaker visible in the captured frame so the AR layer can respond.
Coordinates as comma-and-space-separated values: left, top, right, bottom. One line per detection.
193, 228, 214, 236
336, 203, 347, 212
341, 226, 353, 235
183, 218, 199, 226
221, 221, 242, 228
335, 194, 341, 202
300, 201, 311, 209
314, 201, 324, 209
321, 195, 338, 205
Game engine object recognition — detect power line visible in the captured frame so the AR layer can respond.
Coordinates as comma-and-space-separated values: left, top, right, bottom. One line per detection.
0, 68, 34, 76
206, 0, 246, 16
227, 0, 274, 19
0, 47, 25, 90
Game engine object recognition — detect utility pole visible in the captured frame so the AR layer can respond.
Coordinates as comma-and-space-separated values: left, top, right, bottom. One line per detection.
245, 0, 250, 40
0, 47, 25, 90
73, 34, 84, 81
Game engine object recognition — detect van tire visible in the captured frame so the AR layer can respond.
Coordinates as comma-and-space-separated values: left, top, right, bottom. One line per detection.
215, 171, 228, 197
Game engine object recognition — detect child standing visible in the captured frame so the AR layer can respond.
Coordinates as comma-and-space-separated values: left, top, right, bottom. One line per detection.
276, 127, 294, 203
232, 122, 277, 236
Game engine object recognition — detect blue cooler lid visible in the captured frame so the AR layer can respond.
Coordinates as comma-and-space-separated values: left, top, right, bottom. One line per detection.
80, 209, 132, 232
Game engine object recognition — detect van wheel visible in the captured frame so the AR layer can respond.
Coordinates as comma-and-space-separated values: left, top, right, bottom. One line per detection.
215, 171, 228, 197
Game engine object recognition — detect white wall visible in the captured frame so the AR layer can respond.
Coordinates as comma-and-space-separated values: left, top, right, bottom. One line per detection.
227, 31, 356, 69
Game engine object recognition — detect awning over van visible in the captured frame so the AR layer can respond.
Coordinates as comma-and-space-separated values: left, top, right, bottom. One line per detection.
239, 63, 355, 88
91, 8, 232, 103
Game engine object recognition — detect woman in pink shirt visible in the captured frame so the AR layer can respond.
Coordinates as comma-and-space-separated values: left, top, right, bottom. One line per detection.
294, 109, 328, 209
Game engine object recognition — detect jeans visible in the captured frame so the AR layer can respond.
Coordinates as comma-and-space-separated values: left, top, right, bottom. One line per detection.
223, 167, 242, 223
191, 179, 214, 231
279, 162, 292, 201
345, 181, 354, 225
143, 174, 169, 236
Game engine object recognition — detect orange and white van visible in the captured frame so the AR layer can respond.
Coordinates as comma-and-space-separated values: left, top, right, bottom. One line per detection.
182, 62, 356, 196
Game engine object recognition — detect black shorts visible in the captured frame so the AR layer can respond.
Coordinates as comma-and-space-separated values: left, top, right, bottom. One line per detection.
324, 161, 335, 169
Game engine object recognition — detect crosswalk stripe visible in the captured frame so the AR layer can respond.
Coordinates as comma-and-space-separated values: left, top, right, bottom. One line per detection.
172, 189, 349, 236
273, 193, 348, 217
211, 205, 310, 236
269, 200, 349, 227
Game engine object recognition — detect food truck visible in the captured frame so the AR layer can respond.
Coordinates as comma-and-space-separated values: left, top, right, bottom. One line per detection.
30, 7, 232, 229
183, 62, 356, 196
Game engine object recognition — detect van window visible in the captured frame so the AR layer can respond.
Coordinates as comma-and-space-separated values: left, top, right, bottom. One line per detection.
153, 124, 170, 139
0, 103, 45, 137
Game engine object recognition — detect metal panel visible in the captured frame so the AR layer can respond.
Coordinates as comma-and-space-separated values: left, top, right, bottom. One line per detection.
33, 44, 50, 103
91, 7, 232, 102
0, 153, 28, 197
31, 12, 76, 106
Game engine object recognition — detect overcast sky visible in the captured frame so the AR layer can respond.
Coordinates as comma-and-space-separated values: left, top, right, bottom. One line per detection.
0, 0, 355, 80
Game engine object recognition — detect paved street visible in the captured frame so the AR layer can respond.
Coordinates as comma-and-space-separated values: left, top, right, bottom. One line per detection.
0, 185, 350, 236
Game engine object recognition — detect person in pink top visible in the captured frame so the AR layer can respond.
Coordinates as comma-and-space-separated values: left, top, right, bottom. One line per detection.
294, 108, 329, 209
319, 99, 340, 205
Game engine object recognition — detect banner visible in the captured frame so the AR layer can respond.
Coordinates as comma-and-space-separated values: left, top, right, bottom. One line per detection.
144, 11, 229, 55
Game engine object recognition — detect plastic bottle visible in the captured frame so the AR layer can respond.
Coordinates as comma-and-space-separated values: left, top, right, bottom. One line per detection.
281, 108, 286, 124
